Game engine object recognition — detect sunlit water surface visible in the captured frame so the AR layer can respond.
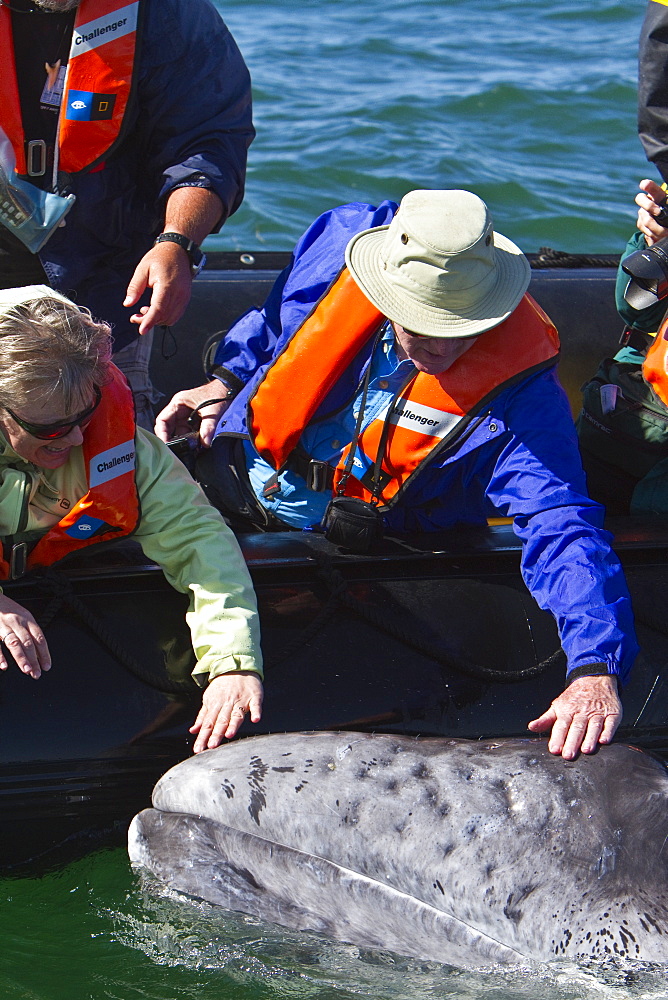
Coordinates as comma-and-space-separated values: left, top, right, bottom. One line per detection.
212, 0, 649, 255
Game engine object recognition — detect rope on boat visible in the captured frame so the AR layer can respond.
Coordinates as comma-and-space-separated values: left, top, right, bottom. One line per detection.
271, 550, 564, 683
530, 248, 619, 269
268, 562, 349, 669
32, 568, 194, 696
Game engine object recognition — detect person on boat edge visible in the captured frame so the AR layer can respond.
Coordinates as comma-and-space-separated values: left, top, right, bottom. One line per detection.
0, 285, 263, 753
577, 177, 668, 515
578, 0, 668, 511
0, 0, 254, 429
156, 188, 638, 761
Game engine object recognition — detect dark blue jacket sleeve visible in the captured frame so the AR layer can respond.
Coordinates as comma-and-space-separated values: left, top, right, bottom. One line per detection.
484, 370, 638, 684
139, 0, 254, 226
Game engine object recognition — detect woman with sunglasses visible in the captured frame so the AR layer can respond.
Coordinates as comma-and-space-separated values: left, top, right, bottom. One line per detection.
0, 285, 262, 753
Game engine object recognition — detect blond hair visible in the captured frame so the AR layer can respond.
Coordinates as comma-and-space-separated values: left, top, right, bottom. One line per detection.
0, 295, 112, 412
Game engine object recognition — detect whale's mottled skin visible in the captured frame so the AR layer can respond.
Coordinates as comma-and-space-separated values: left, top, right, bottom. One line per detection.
128, 733, 668, 968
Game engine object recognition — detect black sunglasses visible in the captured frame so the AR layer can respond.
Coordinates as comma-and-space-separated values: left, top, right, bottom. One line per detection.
5, 386, 102, 440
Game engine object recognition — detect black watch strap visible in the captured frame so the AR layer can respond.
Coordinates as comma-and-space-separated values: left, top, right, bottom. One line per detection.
154, 232, 206, 274
209, 365, 244, 396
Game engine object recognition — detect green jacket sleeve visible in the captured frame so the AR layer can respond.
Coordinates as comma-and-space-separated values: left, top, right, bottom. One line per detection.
132, 428, 262, 685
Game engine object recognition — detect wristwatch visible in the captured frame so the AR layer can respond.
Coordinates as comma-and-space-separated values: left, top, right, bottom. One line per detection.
154, 232, 207, 276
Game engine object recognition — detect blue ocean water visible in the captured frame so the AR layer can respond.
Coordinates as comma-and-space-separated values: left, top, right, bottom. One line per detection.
213, 0, 648, 256
2, 3, 666, 999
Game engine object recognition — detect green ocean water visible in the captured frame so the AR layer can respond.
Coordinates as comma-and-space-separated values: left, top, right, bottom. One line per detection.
3, 848, 667, 1000
3, 2, 668, 998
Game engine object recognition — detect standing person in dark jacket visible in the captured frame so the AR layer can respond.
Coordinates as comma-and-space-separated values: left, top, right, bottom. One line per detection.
640, 0, 668, 183
156, 188, 638, 761
0, 0, 254, 427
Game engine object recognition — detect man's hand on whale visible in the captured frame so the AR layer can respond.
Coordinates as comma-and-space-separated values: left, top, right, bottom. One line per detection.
528, 675, 622, 760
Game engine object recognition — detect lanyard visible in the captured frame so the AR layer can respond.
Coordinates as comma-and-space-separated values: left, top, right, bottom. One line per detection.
336, 325, 416, 505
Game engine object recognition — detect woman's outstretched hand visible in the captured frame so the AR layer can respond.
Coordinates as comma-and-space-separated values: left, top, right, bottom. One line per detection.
190, 671, 264, 753
0, 595, 51, 679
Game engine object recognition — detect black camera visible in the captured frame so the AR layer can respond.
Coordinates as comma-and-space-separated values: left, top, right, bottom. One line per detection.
166, 432, 200, 474
622, 235, 668, 309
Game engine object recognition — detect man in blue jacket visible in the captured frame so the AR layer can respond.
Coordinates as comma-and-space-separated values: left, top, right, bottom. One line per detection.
157, 188, 638, 760
0, 0, 254, 427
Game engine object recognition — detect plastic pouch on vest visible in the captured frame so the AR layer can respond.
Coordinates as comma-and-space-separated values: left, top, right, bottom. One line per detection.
322, 495, 384, 553
0, 130, 75, 253
577, 356, 668, 480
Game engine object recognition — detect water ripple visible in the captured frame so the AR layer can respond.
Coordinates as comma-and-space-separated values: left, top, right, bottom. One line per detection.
210, 0, 647, 253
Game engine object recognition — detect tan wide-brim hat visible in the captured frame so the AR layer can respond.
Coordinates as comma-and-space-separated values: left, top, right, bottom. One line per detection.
345, 189, 530, 338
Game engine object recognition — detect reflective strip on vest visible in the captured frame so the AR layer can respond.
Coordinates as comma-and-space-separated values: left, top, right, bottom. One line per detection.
249, 272, 560, 508
0, 0, 140, 178
643, 315, 668, 408
0, 364, 139, 580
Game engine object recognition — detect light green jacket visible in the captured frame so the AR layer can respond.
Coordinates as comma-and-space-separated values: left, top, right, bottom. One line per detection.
0, 427, 262, 685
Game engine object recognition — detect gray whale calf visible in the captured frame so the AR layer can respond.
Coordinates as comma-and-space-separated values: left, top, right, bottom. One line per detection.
128, 732, 668, 968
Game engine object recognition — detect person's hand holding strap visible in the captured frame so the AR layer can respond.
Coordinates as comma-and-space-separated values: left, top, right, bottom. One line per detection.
154, 382, 232, 447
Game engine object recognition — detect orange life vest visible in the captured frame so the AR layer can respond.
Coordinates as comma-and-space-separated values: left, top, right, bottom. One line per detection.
249, 268, 560, 508
0, 363, 139, 580
643, 315, 668, 408
0, 0, 141, 179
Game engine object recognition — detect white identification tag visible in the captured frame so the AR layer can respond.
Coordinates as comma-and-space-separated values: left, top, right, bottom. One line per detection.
89, 440, 136, 487
389, 399, 462, 439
